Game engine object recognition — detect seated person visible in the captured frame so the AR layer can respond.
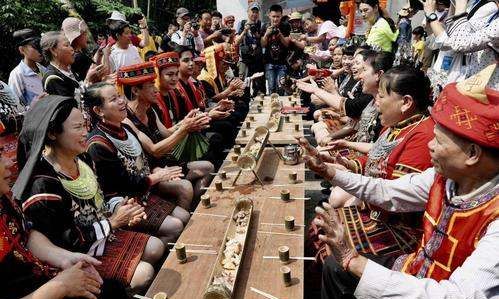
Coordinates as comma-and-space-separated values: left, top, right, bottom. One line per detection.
0, 156, 129, 299
306, 67, 434, 269
116, 62, 214, 208
305, 65, 499, 299
300, 50, 392, 146
154, 51, 235, 168
13, 96, 165, 291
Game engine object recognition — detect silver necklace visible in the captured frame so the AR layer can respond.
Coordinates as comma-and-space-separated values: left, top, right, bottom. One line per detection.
104, 128, 143, 157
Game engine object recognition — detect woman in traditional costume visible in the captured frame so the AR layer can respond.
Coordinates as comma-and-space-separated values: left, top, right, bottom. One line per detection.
0, 154, 128, 298
116, 62, 214, 209
13, 96, 165, 291
305, 66, 434, 281
84, 82, 191, 243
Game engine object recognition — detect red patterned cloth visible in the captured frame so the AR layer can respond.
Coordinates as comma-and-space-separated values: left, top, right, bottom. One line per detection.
96, 229, 148, 285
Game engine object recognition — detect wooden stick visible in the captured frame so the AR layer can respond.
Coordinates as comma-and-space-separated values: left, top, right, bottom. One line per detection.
169, 249, 218, 255
262, 256, 316, 261
250, 287, 280, 299
201, 186, 235, 190
260, 222, 305, 227
191, 212, 228, 218
268, 196, 310, 201
167, 243, 212, 248
257, 231, 302, 237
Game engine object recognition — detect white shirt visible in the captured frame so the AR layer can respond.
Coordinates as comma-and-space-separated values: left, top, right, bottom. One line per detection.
171, 30, 204, 52
354, 8, 368, 36
329, 168, 499, 299
109, 44, 142, 73
8, 60, 46, 106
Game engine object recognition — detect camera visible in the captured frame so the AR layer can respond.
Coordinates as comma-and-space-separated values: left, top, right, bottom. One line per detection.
191, 22, 200, 30
270, 26, 280, 35
249, 24, 259, 34
220, 28, 233, 35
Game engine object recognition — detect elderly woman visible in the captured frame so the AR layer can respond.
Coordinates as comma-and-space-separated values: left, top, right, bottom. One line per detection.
40, 31, 80, 97
13, 96, 165, 292
305, 66, 435, 267
85, 82, 191, 241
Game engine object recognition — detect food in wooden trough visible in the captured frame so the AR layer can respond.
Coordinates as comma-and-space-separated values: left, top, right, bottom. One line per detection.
204, 199, 253, 299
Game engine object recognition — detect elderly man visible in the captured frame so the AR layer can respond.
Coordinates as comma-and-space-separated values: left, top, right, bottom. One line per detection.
301, 64, 499, 299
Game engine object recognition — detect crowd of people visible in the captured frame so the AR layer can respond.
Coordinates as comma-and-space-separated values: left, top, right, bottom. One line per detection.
0, 0, 497, 298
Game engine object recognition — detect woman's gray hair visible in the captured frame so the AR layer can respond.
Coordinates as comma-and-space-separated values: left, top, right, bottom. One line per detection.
40, 31, 63, 62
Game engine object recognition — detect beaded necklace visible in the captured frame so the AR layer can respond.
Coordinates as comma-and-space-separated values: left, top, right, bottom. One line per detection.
59, 159, 103, 208
104, 128, 143, 157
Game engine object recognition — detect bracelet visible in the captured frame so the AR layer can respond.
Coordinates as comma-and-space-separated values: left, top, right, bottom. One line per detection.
342, 251, 359, 271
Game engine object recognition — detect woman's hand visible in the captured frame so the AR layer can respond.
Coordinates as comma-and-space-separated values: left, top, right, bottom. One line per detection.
108, 200, 146, 229
296, 81, 319, 94
51, 261, 103, 299
209, 106, 231, 120
296, 137, 337, 180
159, 166, 184, 182
181, 112, 211, 132
314, 202, 358, 269
320, 77, 336, 93
217, 99, 235, 111
320, 139, 351, 152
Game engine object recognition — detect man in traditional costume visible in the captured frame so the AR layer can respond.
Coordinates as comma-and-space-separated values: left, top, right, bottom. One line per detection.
303, 64, 499, 298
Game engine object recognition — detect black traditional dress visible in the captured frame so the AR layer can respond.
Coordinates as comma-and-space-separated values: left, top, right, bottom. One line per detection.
87, 122, 176, 233
21, 155, 149, 285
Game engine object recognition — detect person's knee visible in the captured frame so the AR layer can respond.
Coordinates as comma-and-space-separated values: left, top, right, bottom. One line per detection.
177, 179, 193, 199
172, 206, 190, 224
142, 236, 165, 264
130, 261, 155, 290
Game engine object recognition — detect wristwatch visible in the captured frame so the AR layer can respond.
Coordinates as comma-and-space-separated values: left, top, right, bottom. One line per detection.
426, 12, 438, 23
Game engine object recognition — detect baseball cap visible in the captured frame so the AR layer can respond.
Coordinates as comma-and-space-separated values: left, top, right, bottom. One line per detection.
176, 7, 190, 18
248, 2, 260, 11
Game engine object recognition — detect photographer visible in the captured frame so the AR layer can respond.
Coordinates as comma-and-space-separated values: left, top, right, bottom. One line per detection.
171, 7, 204, 53
234, 2, 264, 93
199, 11, 225, 47
261, 4, 291, 94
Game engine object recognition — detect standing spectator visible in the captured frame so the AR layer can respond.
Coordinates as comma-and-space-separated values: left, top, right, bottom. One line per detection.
108, 21, 143, 73
353, 0, 368, 37
199, 11, 223, 47
223, 15, 236, 29
106, 11, 150, 49
234, 2, 264, 93
211, 11, 223, 31
261, 4, 292, 94
62, 17, 109, 83
171, 7, 204, 53
159, 24, 178, 52
360, 0, 399, 52
40, 31, 79, 97
412, 26, 426, 67
397, 6, 414, 44
289, 12, 304, 34
8, 29, 46, 106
